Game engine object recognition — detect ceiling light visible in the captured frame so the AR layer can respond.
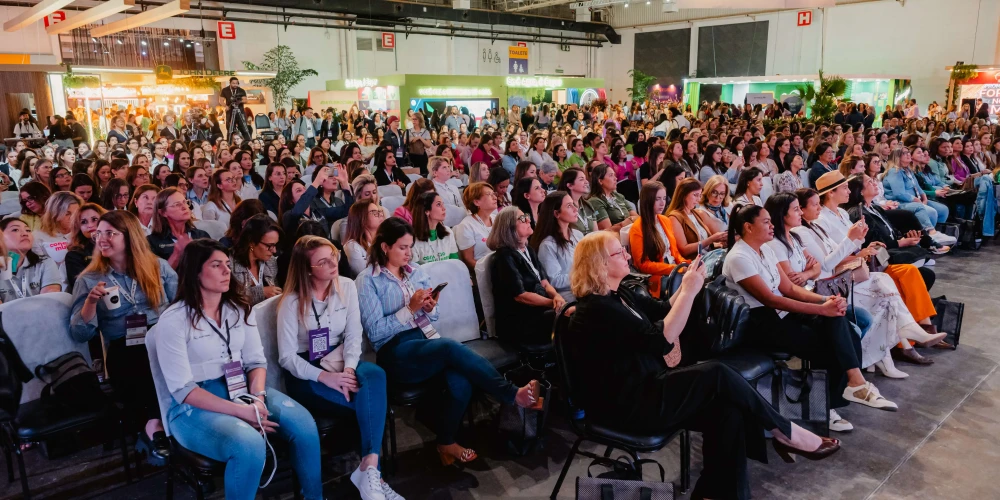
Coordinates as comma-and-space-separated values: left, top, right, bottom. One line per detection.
91, 37, 97, 42
163, 41, 169, 46
140, 40, 147, 45
623, 2, 628, 6
141, 51, 147, 56
115, 39, 122, 44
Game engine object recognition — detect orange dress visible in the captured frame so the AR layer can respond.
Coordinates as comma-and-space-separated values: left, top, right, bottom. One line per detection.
628, 214, 688, 298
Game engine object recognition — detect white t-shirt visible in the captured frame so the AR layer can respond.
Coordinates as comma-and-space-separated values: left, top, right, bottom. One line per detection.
31, 231, 70, 288
454, 214, 494, 261
766, 236, 807, 273
722, 239, 786, 317
411, 229, 459, 265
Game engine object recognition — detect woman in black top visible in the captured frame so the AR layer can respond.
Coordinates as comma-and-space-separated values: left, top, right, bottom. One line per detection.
487, 206, 565, 346
567, 231, 839, 500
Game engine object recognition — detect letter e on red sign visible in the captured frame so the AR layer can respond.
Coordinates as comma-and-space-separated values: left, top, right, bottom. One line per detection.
516, 42, 527, 48
382, 32, 395, 49
43, 10, 65, 28
797, 11, 812, 27
218, 21, 236, 40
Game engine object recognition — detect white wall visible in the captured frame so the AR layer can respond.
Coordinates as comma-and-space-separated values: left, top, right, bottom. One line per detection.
595, 0, 1000, 108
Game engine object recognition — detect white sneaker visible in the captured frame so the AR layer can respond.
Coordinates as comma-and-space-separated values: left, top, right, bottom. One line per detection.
924, 258, 936, 266
381, 480, 406, 500
351, 465, 387, 500
930, 232, 957, 246
829, 409, 854, 433
843, 381, 898, 411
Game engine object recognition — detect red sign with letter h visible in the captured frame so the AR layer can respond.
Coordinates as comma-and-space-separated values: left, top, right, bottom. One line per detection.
797, 11, 812, 27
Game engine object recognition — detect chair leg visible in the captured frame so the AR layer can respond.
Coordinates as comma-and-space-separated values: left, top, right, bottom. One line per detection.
680, 430, 691, 493
550, 437, 582, 500
2, 431, 13, 484
12, 437, 30, 500
292, 472, 303, 500
387, 407, 397, 476
165, 455, 174, 500
117, 415, 132, 483
602, 446, 613, 458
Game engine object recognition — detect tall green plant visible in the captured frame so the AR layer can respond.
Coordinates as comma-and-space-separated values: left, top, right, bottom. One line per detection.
796, 70, 849, 122
242, 45, 318, 109
626, 68, 657, 103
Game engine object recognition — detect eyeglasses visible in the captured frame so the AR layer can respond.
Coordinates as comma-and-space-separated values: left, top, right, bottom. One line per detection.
370, 210, 386, 218
258, 242, 278, 252
709, 190, 727, 198
114, 192, 130, 199
310, 258, 337, 269
19, 195, 35, 204
517, 214, 530, 223
165, 201, 187, 210
92, 229, 123, 241
608, 248, 628, 260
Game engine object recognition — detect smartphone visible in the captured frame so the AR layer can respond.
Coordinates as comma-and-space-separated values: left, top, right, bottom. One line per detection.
431, 282, 448, 298
697, 242, 704, 256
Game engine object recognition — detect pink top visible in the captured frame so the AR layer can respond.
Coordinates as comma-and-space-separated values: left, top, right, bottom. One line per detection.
609, 158, 637, 181
393, 206, 413, 224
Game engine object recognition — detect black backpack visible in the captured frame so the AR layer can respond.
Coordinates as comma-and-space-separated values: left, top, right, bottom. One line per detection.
35, 352, 109, 412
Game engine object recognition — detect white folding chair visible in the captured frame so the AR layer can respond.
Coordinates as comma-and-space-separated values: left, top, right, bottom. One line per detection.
444, 204, 466, 227
381, 195, 406, 215
193, 219, 227, 240
406, 173, 423, 183
0, 199, 21, 217
249, 296, 287, 392
378, 185, 403, 199
330, 218, 346, 243
446, 178, 464, 189
423, 259, 518, 370
620, 224, 632, 253
760, 177, 774, 204
473, 252, 496, 338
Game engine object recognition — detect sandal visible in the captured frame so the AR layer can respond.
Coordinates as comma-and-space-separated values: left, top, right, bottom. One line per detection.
437, 444, 477, 466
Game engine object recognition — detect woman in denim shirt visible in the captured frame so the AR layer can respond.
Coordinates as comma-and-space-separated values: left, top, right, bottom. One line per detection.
71, 211, 177, 464
881, 147, 955, 246
356, 218, 540, 467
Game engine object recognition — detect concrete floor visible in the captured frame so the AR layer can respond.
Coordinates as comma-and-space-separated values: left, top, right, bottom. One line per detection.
3, 244, 1000, 500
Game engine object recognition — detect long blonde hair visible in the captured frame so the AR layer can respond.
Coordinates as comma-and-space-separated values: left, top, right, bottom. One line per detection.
81, 211, 165, 308
278, 235, 343, 323
40, 191, 82, 237
570, 231, 615, 298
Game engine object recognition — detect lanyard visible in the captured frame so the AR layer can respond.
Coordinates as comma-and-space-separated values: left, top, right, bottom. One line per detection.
8, 270, 29, 299
517, 247, 541, 281
246, 262, 265, 287
207, 319, 233, 362
108, 273, 138, 307
310, 300, 327, 329
865, 206, 895, 239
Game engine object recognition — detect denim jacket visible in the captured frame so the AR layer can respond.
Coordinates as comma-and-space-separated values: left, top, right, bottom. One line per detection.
882, 168, 923, 203
355, 264, 439, 351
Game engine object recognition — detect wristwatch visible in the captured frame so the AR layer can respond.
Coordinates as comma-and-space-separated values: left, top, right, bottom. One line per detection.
253, 390, 267, 399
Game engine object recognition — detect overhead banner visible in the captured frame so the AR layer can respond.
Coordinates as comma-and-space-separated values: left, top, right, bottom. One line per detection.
509, 46, 528, 75
745, 92, 774, 106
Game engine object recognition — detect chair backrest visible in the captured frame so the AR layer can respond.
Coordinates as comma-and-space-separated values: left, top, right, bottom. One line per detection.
759, 176, 774, 204
0, 191, 17, 203
254, 114, 271, 129
193, 219, 227, 240
619, 223, 632, 252
444, 204, 466, 227
250, 296, 286, 393
662, 262, 689, 299
378, 184, 403, 199
381, 195, 406, 215
446, 178, 464, 189
473, 251, 496, 337
330, 218, 345, 243
0, 199, 21, 217
552, 302, 581, 416
422, 260, 479, 343
406, 173, 423, 183
0, 293, 90, 403
145, 325, 177, 436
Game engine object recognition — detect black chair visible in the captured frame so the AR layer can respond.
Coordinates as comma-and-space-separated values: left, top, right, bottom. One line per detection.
549, 302, 690, 499
0, 357, 131, 499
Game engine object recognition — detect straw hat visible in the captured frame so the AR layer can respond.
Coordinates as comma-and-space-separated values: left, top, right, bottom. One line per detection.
816, 171, 847, 196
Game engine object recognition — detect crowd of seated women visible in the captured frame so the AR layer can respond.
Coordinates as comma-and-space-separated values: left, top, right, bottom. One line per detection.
0, 99, 988, 500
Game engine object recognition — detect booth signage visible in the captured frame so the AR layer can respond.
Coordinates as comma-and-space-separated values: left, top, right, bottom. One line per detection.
417, 87, 492, 97
508, 46, 529, 75
177, 69, 235, 77
155, 65, 173, 83
746, 93, 774, 106
218, 21, 236, 39
506, 76, 563, 88
345, 78, 379, 89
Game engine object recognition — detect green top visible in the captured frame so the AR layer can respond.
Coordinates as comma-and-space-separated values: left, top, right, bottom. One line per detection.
587, 191, 632, 225
573, 198, 604, 235
558, 154, 586, 172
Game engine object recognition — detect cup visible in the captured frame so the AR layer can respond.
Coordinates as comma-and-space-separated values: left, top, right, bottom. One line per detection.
102, 285, 122, 310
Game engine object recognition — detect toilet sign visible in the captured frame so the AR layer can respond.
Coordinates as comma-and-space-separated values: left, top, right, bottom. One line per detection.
43, 11, 65, 28
797, 11, 812, 27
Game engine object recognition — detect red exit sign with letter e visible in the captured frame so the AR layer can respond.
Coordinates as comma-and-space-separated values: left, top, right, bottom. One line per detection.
218, 21, 236, 39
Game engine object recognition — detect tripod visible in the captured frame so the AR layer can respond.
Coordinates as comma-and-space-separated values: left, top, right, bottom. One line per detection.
226, 104, 251, 141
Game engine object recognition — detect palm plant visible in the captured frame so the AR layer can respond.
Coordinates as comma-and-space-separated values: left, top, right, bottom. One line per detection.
242, 45, 318, 110
796, 70, 848, 122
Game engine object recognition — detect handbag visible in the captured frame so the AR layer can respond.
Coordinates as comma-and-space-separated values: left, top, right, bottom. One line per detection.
930, 296, 964, 350
318, 343, 345, 372
35, 352, 110, 412
814, 257, 867, 298
577, 456, 675, 500
754, 365, 829, 437
496, 364, 551, 456
869, 247, 890, 273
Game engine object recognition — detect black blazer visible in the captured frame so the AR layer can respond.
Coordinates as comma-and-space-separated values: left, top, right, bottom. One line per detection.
848, 204, 928, 265
565, 286, 672, 425
373, 166, 411, 188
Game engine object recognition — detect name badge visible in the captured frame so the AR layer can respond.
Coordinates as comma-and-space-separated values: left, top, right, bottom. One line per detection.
224, 360, 248, 400
125, 313, 148, 346
308, 327, 331, 361
414, 313, 439, 340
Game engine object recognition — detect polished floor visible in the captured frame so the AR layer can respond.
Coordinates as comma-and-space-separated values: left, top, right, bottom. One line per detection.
3, 244, 1000, 499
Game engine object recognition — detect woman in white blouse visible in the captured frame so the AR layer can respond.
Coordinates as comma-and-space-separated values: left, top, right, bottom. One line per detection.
201, 166, 242, 227
454, 182, 497, 271
154, 239, 323, 500
343, 200, 384, 277
732, 167, 764, 207
277, 236, 401, 500
530, 191, 582, 301
429, 156, 463, 207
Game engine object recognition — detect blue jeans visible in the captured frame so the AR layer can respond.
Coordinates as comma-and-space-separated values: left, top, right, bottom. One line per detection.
847, 305, 872, 339
898, 200, 948, 229
284, 360, 387, 459
376, 328, 518, 445
167, 378, 322, 500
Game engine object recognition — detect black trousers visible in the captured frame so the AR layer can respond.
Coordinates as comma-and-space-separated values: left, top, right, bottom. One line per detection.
884, 208, 923, 233
626, 362, 792, 500
746, 308, 861, 409
410, 154, 428, 176
106, 337, 161, 432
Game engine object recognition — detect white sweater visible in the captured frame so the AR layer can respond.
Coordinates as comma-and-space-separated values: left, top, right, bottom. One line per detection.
276, 277, 363, 382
